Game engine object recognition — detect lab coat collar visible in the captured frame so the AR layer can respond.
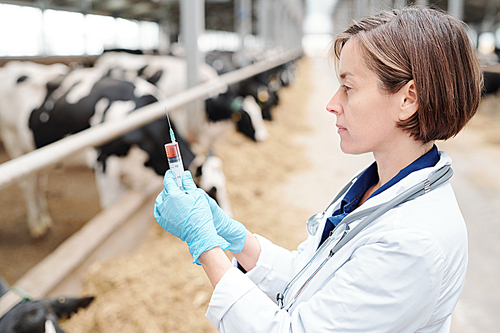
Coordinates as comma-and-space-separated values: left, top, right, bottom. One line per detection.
349, 150, 452, 213
313, 150, 452, 245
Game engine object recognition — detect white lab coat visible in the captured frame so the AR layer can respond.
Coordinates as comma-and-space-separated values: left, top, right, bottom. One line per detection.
206, 152, 467, 332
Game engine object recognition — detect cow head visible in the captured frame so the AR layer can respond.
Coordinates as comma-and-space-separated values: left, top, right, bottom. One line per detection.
0, 277, 94, 333
205, 91, 268, 142
239, 78, 278, 121
238, 95, 269, 142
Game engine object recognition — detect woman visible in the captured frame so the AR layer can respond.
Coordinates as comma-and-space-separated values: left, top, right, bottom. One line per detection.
154, 7, 483, 332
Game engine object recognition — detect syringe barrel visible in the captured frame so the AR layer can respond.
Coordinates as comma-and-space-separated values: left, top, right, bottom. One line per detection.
164, 142, 184, 190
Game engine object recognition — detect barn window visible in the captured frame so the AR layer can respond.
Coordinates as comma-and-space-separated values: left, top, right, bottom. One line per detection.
0, 4, 159, 57
0, 4, 42, 56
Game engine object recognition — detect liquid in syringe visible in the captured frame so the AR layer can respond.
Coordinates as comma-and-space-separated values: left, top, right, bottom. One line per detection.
164, 112, 184, 190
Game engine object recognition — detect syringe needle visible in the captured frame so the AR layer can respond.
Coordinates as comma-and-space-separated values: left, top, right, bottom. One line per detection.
164, 109, 184, 190
166, 108, 176, 142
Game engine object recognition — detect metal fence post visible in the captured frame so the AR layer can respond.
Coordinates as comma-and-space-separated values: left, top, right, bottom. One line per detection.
180, 0, 205, 143
235, 0, 252, 67
258, 0, 272, 48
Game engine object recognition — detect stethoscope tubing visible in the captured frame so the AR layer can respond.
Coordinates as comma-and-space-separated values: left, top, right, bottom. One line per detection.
278, 164, 453, 310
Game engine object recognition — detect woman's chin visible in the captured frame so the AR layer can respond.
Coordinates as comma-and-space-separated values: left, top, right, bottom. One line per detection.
339, 141, 366, 155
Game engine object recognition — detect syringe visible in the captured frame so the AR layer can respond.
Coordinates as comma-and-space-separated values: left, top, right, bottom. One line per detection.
164, 111, 184, 190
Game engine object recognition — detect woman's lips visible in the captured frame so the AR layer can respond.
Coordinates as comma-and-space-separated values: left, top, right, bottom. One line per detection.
336, 124, 346, 132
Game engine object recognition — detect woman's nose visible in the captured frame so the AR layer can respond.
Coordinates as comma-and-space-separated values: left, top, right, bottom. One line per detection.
326, 90, 342, 115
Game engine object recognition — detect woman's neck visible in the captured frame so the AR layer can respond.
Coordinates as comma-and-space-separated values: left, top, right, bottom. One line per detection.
373, 139, 434, 192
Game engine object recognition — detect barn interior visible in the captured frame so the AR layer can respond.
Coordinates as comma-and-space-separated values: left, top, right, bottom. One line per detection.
0, 0, 499, 332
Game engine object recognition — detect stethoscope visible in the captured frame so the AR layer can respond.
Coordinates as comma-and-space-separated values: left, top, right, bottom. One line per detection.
276, 164, 453, 311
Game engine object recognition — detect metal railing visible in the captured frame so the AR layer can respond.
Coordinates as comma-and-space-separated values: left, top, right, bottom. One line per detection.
0, 47, 303, 191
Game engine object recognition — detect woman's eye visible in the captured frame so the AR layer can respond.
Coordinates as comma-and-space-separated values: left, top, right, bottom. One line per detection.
342, 84, 351, 92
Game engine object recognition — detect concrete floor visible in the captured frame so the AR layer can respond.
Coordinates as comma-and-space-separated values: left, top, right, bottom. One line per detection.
281, 56, 499, 332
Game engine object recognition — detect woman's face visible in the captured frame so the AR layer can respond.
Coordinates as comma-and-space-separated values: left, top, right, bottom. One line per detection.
326, 39, 405, 155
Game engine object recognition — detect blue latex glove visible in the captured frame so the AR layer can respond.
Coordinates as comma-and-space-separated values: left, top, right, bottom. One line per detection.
154, 170, 229, 264
182, 171, 247, 254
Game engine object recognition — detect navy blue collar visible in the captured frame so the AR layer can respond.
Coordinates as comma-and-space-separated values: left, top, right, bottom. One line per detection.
372, 144, 440, 198
338, 162, 378, 214
318, 145, 440, 247
343, 145, 440, 209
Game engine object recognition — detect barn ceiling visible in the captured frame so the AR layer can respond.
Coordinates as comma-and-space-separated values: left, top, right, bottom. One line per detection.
1, 0, 499, 29
0, 0, 233, 24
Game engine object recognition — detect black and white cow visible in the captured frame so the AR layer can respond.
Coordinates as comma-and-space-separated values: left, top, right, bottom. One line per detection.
93, 52, 269, 142
239, 72, 280, 121
0, 276, 94, 333
205, 50, 290, 121
0, 61, 70, 237
0, 62, 233, 238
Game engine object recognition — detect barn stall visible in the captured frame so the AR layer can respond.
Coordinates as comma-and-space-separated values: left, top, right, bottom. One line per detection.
0, 0, 305, 331
2, 0, 500, 332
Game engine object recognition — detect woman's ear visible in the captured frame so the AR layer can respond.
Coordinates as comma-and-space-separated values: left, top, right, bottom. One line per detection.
399, 80, 418, 121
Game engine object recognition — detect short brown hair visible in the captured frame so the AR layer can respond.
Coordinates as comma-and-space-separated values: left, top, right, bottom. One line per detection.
332, 7, 483, 143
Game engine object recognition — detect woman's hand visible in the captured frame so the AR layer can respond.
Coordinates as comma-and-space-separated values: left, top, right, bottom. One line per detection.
181, 171, 260, 272
154, 170, 229, 264
182, 172, 247, 254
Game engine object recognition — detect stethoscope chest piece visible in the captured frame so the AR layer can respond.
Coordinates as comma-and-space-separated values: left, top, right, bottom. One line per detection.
306, 176, 360, 237
306, 212, 323, 236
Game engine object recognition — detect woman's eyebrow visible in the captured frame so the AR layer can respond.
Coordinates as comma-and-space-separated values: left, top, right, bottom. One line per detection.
339, 71, 354, 80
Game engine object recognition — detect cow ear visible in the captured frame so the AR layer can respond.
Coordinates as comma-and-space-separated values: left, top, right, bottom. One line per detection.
49, 296, 95, 319
137, 65, 148, 77
147, 69, 163, 86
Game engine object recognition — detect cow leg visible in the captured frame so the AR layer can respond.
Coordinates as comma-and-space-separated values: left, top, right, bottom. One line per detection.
1, 125, 34, 158
93, 147, 162, 208
93, 156, 128, 208
19, 173, 53, 238
117, 146, 163, 193
0, 118, 50, 237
